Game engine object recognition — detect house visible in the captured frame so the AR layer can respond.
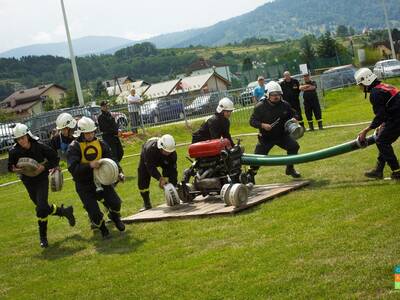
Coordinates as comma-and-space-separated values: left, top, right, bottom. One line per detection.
143, 79, 183, 100
171, 72, 230, 96
176, 58, 232, 82
0, 84, 67, 117
106, 79, 151, 97
102, 76, 133, 89
373, 41, 400, 60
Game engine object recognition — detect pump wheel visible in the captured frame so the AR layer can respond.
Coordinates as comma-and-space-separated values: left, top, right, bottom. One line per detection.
228, 183, 248, 208
220, 184, 233, 206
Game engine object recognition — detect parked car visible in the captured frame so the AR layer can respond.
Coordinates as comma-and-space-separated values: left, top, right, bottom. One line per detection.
321, 65, 357, 90
0, 123, 15, 152
373, 59, 400, 79
185, 93, 220, 116
141, 99, 185, 124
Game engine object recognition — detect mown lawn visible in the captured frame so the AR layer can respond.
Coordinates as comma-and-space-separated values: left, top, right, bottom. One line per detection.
0, 82, 400, 299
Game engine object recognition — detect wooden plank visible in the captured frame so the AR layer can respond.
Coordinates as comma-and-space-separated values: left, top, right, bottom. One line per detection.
122, 181, 309, 223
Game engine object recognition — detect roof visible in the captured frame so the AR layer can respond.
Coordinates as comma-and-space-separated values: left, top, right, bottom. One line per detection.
144, 79, 182, 99
102, 76, 133, 87
3, 100, 38, 113
2, 84, 66, 107
187, 58, 226, 72
131, 80, 150, 89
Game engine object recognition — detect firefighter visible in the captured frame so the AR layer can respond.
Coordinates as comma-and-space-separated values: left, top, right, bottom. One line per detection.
97, 100, 124, 162
280, 71, 304, 127
192, 97, 235, 147
67, 117, 125, 238
355, 68, 400, 180
248, 81, 301, 182
138, 134, 178, 211
300, 73, 323, 131
50, 112, 77, 160
8, 123, 75, 248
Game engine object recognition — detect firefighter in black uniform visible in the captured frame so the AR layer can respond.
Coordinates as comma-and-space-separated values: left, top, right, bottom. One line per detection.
192, 97, 235, 146
300, 73, 323, 131
8, 123, 75, 248
138, 134, 178, 211
280, 71, 304, 127
97, 100, 124, 162
248, 81, 301, 181
355, 68, 400, 180
50, 112, 76, 160
67, 117, 125, 238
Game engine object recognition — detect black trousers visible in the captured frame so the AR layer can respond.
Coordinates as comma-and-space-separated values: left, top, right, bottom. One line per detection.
375, 121, 400, 171
102, 135, 124, 162
23, 178, 54, 219
137, 161, 177, 193
76, 183, 121, 226
252, 135, 300, 171
304, 97, 322, 122
288, 99, 304, 123
130, 112, 140, 133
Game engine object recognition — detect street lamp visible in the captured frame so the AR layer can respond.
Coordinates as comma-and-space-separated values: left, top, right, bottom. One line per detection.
381, 0, 396, 59
60, 0, 84, 106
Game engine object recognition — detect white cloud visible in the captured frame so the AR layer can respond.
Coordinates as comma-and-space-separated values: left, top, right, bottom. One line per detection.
31, 32, 53, 43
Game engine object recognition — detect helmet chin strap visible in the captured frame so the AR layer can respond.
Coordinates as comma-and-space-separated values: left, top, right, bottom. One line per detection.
364, 85, 368, 99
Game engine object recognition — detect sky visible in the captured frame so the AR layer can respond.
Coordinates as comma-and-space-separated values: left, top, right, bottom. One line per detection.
0, 0, 269, 53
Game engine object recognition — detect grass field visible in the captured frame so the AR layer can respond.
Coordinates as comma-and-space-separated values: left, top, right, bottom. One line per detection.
1, 81, 400, 299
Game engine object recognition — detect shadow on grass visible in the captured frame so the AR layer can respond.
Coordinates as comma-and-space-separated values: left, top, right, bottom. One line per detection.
90, 229, 146, 255
307, 178, 394, 190
37, 234, 87, 260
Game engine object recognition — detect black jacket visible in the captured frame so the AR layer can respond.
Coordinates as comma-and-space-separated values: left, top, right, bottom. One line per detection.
250, 99, 296, 140
67, 136, 120, 185
140, 139, 178, 184
303, 80, 319, 102
192, 113, 234, 146
50, 133, 74, 152
368, 80, 400, 129
98, 111, 118, 137
8, 139, 59, 184
280, 79, 300, 104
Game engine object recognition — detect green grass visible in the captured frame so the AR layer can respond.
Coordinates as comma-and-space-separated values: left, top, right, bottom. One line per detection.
1, 83, 400, 299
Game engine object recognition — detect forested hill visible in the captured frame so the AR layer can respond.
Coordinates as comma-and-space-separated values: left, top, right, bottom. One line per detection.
146, 0, 400, 48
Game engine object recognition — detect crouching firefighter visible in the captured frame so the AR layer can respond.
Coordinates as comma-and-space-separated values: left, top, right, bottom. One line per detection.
192, 97, 235, 147
138, 134, 178, 211
67, 117, 125, 238
8, 123, 75, 248
50, 112, 77, 160
248, 81, 302, 182
355, 68, 400, 180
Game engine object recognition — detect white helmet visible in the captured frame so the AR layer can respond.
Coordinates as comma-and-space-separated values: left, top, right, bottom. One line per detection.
216, 97, 234, 113
157, 134, 176, 153
265, 81, 283, 99
56, 113, 77, 130
13, 123, 39, 140
354, 68, 377, 86
77, 116, 97, 133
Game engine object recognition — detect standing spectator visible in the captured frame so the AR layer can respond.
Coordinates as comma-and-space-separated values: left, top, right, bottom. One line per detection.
252, 76, 266, 103
98, 100, 124, 162
280, 71, 304, 128
300, 73, 323, 131
127, 88, 142, 133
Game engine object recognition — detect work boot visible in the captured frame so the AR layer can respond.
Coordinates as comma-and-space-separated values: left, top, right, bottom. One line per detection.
247, 169, 257, 184
38, 220, 48, 248
99, 221, 110, 238
54, 204, 76, 227
285, 165, 301, 178
318, 120, 323, 130
108, 212, 125, 232
391, 170, 400, 180
364, 161, 384, 179
139, 192, 152, 212
308, 122, 314, 131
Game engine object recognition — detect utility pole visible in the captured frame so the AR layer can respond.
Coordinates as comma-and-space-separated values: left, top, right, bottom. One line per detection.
381, 0, 396, 59
60, 0, 84, 106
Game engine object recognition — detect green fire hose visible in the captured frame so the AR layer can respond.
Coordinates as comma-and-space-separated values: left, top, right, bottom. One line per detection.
241, 135, 376, 166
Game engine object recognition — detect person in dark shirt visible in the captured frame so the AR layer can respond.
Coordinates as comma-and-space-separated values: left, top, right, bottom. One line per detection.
355, 68, 400, 180
50, 112, 76, 160
137, 134, 178, 211
280, 71, 304, 127
192, 97, 235, 147
248, 81, 301, 182
97, 100, 124, 162
67, 117, 125, 238
8, 123, 75, 248
300, 73, 323, 131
